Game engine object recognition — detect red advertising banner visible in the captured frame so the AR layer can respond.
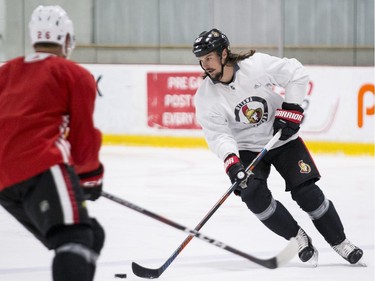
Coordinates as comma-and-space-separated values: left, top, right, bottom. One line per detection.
147, 72, 203, 129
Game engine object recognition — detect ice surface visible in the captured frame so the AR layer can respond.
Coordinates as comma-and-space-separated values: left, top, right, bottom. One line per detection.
0, 145, 373, 281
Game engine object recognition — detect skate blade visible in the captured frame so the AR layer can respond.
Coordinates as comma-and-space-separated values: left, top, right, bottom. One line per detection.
307, 248, 319, 267
355, 257, 367, 267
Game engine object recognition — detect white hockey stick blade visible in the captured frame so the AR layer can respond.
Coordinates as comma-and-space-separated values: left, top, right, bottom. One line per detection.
276, 237, 299, 267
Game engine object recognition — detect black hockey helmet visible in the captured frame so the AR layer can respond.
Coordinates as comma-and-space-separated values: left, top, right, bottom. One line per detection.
192, 28, 229, 57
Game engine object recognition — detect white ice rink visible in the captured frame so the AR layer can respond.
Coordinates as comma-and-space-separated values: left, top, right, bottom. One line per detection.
0, 145, 374, 281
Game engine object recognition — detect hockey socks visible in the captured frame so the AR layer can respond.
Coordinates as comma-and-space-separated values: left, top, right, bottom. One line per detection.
53, 243, 98, 281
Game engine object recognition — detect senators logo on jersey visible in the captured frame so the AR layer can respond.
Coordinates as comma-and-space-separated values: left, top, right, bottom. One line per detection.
234, 96, 268, 127
298, 160, 311, 174
242, 105, 263, 124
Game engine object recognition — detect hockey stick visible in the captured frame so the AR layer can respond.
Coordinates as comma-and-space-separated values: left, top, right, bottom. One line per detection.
102, 190, 297, 275
131, 130, 283, 278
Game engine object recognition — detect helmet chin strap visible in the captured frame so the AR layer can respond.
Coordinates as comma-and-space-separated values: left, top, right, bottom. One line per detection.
64, 46, 73, 59
62, 35, 74, 59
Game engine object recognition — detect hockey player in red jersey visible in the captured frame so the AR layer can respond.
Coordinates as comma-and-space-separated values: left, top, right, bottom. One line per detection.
0, 6, 104, 281
193, 28, 363, 266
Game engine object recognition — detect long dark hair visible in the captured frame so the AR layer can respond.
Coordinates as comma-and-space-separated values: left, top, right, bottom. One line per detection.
225, 48, 256, 65
201, 48, 256, 79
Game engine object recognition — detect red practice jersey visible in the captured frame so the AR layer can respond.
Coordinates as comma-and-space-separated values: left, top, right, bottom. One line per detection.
0, 53, 102, 190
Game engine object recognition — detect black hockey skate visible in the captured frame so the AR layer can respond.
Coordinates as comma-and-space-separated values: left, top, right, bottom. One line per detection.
332, 239, 364, 265
295, 228, 318, 266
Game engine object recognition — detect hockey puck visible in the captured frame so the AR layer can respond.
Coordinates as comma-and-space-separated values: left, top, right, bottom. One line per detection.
114, 273, 127, 278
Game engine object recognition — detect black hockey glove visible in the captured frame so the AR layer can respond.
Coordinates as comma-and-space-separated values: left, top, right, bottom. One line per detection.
224, 154, 246, 185
273, 102, 304, 141
78, 163, 104, 201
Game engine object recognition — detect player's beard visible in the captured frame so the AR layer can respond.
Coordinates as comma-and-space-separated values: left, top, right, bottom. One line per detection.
206, 69, 223, 82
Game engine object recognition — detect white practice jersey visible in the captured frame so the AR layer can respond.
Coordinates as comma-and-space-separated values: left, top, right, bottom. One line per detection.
195, 52, 309, 161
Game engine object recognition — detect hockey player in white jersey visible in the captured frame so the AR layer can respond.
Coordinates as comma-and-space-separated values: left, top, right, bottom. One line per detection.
193, 28, 363, 266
